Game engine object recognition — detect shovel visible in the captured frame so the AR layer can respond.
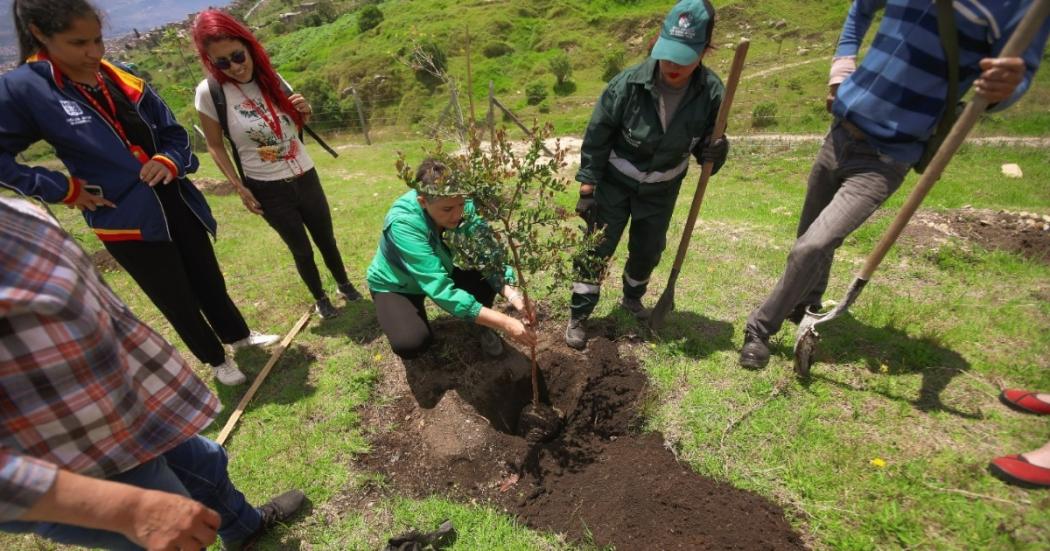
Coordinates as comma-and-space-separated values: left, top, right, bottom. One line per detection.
793, 0, 1050, 377
650, 39, 750, 331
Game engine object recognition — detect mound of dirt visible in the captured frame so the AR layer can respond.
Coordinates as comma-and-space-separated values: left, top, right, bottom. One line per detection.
193, 177, 237, 196
358, 322, 804, 550
904, 209, 1050, 264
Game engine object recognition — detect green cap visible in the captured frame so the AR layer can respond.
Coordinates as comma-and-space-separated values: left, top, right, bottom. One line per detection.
651, 0, 715, 65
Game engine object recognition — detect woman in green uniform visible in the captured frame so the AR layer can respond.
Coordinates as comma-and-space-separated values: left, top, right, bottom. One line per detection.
367, 158, 536, 362
566, 0, 729, 350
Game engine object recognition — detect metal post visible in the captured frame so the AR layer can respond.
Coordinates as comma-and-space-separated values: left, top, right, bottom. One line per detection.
449, 80, 466, 141
487, 81, 495, 151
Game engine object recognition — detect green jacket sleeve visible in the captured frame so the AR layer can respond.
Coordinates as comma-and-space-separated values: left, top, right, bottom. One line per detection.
575, 72, 628, 186
387, 218, 484, 320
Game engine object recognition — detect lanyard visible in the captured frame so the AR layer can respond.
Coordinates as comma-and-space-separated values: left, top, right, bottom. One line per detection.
71, 73, 149, 164
233, 83, 284, 142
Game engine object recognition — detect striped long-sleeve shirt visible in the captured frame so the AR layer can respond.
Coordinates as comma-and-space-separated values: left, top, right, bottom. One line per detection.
830, 0, 1050, 164
0, 198, 220, 522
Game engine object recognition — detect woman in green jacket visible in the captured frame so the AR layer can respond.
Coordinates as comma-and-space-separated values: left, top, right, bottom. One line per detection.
566, 0, 729, 350
367, 158, 536, 361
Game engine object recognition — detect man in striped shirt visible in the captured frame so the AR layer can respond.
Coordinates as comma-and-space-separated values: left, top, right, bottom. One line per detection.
740, 0, 1050, 368
0, 197, 303, 550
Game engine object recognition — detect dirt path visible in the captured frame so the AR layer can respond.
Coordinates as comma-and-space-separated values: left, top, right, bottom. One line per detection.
743, 57, 825, 80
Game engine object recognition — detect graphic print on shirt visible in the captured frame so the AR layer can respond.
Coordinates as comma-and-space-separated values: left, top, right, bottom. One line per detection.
234, 97, 299, 164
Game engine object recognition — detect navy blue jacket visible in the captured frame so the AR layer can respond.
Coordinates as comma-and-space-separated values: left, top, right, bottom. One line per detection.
0, 55, 215, 242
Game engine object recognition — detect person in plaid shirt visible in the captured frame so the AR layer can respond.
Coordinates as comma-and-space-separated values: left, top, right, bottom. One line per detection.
0, 196, 303, 550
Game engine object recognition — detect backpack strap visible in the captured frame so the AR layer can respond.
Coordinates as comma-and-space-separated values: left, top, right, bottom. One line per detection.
276, 77, 306, 142
915, 0, 961, 174
206, 76, 246, 183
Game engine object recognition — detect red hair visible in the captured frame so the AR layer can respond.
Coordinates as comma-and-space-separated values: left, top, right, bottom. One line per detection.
191, 9, 303, 130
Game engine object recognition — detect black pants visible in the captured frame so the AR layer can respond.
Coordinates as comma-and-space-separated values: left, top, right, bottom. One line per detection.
373, 269, 497, 359
105, 192, 249, 367
244, 169, 348, 301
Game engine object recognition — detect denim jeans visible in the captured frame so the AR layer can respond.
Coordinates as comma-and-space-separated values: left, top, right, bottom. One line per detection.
0, 436, 261, 550
746, 120, 911, 339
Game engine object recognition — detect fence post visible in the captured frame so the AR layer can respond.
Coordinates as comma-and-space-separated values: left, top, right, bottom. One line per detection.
350, 86, 372, 145
465, 27, 476, 124
449, 80, 466, 141
487, 81, 495, 151
492, 96, 554, 157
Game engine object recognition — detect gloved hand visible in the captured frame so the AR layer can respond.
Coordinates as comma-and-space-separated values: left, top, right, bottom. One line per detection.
575, 190, 597, 226
693, 135, 729, 174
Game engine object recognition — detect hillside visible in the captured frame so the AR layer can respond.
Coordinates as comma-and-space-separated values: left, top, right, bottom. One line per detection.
88, 0, 1050, 139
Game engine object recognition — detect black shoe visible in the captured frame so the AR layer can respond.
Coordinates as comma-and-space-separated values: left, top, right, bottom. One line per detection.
564, 318, 587, 350
226, 490, 305, 550
338, 282, 363, 302
620, 296, 650, 320
479, 328, 504, 357
787, 303, 821, 325
739, 331, 770, 369
315, 297, 339, 319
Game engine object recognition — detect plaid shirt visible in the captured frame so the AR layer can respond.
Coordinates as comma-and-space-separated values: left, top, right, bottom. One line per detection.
830, 0, 1050, 164
0, 197, 220, 522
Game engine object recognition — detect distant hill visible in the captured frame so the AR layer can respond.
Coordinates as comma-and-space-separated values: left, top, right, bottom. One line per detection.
0, 0, 232, 63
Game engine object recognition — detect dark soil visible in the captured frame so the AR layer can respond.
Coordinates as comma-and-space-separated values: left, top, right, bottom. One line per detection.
193, 177, 237, 196
903, 209, 1050, 264
357, 321, 804, 550
91, 249, 121, 272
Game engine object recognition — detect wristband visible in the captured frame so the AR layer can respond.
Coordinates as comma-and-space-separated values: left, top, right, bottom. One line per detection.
506, 290, 523, 304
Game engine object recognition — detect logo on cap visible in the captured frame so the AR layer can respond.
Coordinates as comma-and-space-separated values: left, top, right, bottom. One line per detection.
670, 13, 696, 39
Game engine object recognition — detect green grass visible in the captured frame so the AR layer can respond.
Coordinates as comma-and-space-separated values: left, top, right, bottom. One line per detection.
4, 134, 1049, 549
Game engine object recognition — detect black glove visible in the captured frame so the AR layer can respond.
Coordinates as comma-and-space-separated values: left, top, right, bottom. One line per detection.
694, 135, 729, 174
575, 191, 597, 226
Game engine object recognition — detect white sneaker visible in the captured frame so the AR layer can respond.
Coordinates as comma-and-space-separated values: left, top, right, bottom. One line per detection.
212, 358, 247, 386
230, 330, 280, 351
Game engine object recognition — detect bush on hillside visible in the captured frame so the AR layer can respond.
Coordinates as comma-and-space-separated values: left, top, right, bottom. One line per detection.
483, 42, 514, 58
525, 82, 548, 105
296, 76, 349, 131
751, 102, 778, 128
548, 51, 572, 85
408, 41, 448, 90
358, 5, 383, 33
602, 49, 626, 81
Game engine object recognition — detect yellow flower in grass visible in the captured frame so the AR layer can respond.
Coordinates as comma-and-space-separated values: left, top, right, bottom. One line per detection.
373, 353, 383, 362
879, 363, 889, 374
870, 457, 887, 469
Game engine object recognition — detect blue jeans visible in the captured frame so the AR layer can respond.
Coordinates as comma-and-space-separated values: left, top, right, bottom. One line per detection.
0, 436, 261, 550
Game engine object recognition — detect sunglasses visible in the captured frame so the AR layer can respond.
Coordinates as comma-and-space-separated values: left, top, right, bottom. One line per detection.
211, 49, 248, 70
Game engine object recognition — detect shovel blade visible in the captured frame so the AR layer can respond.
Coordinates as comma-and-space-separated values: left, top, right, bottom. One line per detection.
793, 326, 819, 378
790, 277, 870, 378
648, 286, 675, 331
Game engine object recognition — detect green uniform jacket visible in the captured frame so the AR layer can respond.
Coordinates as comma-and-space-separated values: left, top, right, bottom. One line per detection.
366, 190, 515, 320
576, 58, 725, 191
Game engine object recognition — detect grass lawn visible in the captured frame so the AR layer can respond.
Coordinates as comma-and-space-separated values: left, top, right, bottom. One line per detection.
3, 134, 1049, 549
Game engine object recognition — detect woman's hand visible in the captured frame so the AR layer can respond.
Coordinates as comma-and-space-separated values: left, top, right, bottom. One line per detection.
502, 316, 538, 348
235, 185, 264, 215
140, 160, 175, 187
504, 286, 536, 325
289, 93, 312, 122
69, 187, 115, 211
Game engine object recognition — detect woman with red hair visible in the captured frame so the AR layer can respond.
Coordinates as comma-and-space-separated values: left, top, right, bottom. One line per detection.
192, 9, 360, 320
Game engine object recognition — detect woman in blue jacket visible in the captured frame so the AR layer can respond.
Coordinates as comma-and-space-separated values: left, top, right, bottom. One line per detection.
0, 0, 277, 386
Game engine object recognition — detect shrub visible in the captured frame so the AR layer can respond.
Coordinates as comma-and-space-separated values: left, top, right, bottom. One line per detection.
358, 5, 383, 33
548, 51, 572, 85
525, 82, 548, 106
482, 42, 514, 58
538, 100, 550, 114
602, 49, 626, 82
409, 41, 448, 90
751, 101, 778, 128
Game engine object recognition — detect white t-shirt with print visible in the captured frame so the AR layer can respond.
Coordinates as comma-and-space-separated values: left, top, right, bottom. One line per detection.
194, 78, 314, 182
